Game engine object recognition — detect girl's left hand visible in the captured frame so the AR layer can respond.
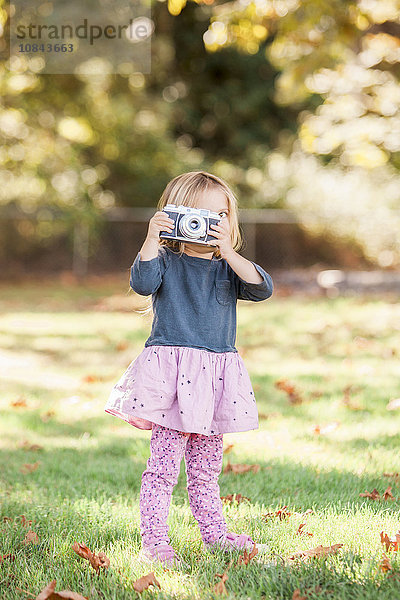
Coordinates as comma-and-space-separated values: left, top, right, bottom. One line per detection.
208, 217, 234, 259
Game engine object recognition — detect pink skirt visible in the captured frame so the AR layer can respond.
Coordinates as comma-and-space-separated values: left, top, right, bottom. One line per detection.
104, 345, 259, 435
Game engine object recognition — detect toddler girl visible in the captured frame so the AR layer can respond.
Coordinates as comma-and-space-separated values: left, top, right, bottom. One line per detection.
104, 170, 274, 568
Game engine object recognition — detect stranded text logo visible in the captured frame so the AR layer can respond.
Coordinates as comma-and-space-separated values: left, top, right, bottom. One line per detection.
16, 18, 149, 46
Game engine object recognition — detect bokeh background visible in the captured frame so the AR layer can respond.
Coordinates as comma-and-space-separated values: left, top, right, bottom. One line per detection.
1, 0, 400, 280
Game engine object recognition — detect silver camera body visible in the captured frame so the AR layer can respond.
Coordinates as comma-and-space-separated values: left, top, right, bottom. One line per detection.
159, 203, 221, 246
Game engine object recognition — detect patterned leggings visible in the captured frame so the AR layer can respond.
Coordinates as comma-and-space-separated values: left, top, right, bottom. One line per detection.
140, 423, 228, 548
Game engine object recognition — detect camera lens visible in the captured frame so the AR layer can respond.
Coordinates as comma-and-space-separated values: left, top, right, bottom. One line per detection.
179, 213, 206, 239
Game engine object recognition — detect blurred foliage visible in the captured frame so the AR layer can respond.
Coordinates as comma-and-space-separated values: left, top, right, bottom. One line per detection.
201, 0, 400, 169
0, 0, 399, 266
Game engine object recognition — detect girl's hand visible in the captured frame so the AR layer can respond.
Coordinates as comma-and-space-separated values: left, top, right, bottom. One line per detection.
147, 211, 175, 242
208, 216, 234, 259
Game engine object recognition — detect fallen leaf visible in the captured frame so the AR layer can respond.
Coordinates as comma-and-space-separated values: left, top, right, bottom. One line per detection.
237, 543, 258, 565
24, 530, 39, 545
10, 397, 28, 408
116, 341, 129, 351
379, 553, 392, 572
223, 461, 260, 474
132, 572, 161, 592
296, 523, 313, 537
383, 486, 395, 501
72, 542, 110, 573
19, 514, 33, 527
81, 374, 102, 384
214, 571, 229, 595
221, 494, 251, 504
21, 462, 40, 474
360, 487, 396, 501
263, 506, 292, 521
274, 379, 303, 404
380, 531, 400, 552
0, 553, 16, 563
17, 440, 43, 451
383, 472, 399, 482
292, 586, 326, 599
292, 591, 307, 600
360, 488, 380, 500
34, 579, 88, 599
288, 543, 343, 561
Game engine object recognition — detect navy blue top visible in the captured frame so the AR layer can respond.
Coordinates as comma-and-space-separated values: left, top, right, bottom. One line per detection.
130, 246, 273, 353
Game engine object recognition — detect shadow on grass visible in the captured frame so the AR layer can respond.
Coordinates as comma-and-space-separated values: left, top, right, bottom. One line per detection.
2, 427, 399, 600
1, 418, 399, 514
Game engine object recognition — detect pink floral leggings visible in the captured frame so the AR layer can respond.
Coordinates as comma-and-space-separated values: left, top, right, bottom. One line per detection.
140, 423, 228, 548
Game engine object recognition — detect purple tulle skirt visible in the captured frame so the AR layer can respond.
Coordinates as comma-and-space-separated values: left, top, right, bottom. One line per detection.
104, 345, 259, 435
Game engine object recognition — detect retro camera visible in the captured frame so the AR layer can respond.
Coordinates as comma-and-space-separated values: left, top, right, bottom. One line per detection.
159, 204, 222, 246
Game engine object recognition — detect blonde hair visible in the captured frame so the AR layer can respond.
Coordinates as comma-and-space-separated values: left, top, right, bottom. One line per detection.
130, 170, 244, 316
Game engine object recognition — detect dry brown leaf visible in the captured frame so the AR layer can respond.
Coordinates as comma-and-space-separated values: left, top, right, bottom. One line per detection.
17, 440, 43, 451
220, 494, 251, 504
380, 531, 400, 552
274, 379, 303, 405
116, 341, 129, 351
81, 374, 102, 384
288, 543, 343, 561
223, 443, 234, 454
223, 461, 260, 474
292, 586, 326, 599
19, 514, 33, 527
49, 592, 86, 599
292, 591, 307, 600
360, 487, 396, 501
386, 398, 400, 411
296, 523, 313, 537
360, 488, 380, 500
214, 571, 229, 595
263, 506, 292, 521
383, 486, 395, 501
72, 542, 92, 561
35, 579, 88, 600
71, 542, 110, 573
21, 461, 40, 474
35, 580, 58, 600
24, 530, 39, 545
132, 571, 161, 592
0, 553, 16, 563
383, 472, 400, 483
10, 397, 28, 408
237, 543, 258, 565
380, 553, 393, 572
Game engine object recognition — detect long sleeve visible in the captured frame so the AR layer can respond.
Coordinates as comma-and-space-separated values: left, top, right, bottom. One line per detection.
130, 247, 170, 296
236, 262, 274, 302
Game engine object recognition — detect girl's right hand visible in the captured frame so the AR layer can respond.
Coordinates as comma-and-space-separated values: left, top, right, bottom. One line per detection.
146, 211, 175, 242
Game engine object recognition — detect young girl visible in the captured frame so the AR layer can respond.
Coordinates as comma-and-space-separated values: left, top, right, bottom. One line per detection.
104, 171, 274, 568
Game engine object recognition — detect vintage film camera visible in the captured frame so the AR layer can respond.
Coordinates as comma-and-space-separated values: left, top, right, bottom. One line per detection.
159, 204, 222, 246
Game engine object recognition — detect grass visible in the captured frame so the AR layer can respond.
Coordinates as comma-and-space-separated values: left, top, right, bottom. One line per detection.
0, 276, 400, 599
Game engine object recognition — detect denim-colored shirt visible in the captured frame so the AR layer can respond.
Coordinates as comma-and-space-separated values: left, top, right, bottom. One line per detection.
130, 246, 273, 353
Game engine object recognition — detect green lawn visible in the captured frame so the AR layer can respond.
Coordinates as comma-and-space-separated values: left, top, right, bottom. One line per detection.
1, 277, 400, 599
